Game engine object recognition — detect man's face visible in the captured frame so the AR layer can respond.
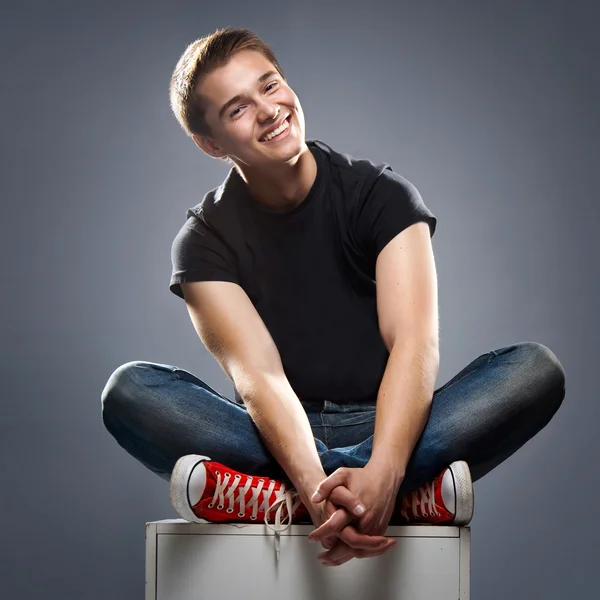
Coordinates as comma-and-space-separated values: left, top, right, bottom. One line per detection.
194, 50, 306, 167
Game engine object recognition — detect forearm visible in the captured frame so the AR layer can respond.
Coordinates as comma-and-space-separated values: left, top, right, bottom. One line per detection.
368, 341, 439, 482
239, 371, 326, 502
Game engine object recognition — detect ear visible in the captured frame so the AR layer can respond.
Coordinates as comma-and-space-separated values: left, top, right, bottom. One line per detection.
192, 134, 228, 159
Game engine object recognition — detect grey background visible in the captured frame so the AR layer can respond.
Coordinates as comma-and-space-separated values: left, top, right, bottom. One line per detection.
1, 0, 597, 598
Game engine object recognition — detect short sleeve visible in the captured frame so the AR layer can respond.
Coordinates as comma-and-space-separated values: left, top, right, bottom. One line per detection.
169, 213, 239, 299
355, 168, 437, 262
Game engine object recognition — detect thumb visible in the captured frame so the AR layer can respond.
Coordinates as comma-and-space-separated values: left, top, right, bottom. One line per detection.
311, 470, 346, 502
330, 485, 366, 516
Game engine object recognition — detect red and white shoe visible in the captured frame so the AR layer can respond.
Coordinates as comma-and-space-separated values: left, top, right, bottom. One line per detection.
392, 460, 474, 526
170, 455, 310, 559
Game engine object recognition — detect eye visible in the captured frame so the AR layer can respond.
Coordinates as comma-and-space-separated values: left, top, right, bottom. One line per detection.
229, 82, 279, 119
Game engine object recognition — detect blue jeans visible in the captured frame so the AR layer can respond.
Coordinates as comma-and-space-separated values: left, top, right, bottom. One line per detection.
101, 342, 565, 497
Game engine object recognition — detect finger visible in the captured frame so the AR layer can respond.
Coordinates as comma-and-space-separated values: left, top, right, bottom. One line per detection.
315, 503, 346, 549
329, 485, 366, 517
311, 470, 348, 503
318, 540, 355, 564
321, 537, 336, 550
356, 540, 396, 560
320, 540, 391, 564
367, 539, 397, 555
321, 540, 396, 565
317, 528, 346, 551
317, 523, 392, 557
310, 513, 392, 549
339, 524, 393, 549
308, 507, 351, 542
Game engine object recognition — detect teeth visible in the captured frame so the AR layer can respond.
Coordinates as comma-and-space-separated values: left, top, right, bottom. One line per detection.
262, 118, 289, 142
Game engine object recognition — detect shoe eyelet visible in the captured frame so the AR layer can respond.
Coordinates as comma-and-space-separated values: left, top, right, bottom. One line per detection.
217, 504, 224, 510
238, 513, 244, 518
226, 508, 234, 513
235, 474, 241, 480
250, 515, 257, 520
208, 502, 214, 508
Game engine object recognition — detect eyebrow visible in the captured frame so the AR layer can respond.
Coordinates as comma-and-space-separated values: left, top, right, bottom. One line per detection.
218, 70, 280, 119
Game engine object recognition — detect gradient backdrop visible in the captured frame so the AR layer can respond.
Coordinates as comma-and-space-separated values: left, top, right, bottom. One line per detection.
2, 1, 598, 598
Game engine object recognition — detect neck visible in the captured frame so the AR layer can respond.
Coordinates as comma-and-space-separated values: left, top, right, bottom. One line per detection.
235, 145, 317, 214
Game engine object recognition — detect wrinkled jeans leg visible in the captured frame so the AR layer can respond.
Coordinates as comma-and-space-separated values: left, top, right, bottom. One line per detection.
319, 341, 566, 496
100, 361, 329, 483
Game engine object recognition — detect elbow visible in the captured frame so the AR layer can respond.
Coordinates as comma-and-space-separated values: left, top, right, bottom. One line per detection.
389, 335, 440, 370
230, 360, 287, 401
385, 329, 439, 357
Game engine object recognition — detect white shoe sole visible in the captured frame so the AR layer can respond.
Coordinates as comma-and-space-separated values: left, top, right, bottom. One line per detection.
449, 460, 474, 525
170, 454, 211, 523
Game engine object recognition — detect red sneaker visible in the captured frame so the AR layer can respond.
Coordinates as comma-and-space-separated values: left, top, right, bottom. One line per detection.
391, 460, 474, 526
170, 455, 310, 553
170, 454, 312, 560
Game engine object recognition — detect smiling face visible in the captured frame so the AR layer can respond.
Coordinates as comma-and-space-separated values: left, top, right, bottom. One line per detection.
192, 50, 307, 168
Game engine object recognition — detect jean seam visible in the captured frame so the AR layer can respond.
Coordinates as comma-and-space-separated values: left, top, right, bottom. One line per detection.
319, 406, 329, 447
144, 364, 237, 405
333, 415, 376, 427
174, 369, 236, 402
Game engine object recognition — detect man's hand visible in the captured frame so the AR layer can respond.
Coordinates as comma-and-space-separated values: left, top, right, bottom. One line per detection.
301, 483, 395, 560
308, 463, 403, 566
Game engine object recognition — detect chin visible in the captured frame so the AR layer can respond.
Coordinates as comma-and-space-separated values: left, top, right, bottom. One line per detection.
278, 143, 305, 163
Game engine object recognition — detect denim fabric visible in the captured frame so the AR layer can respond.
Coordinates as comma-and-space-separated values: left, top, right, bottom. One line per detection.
101, 341, 565, 497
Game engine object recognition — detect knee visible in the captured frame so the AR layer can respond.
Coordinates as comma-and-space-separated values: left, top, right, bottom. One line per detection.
520, 342, 566, 410
100, 361, 148, 423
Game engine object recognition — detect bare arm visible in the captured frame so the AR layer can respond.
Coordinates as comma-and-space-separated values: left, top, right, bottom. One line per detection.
180, 280, 325, 502
370, 221, 440, 478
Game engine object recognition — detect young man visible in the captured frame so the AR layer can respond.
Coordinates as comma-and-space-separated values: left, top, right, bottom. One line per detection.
101, 27, 566, 567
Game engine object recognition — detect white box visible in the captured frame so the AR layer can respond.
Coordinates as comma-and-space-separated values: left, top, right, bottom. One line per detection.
146, 519, 470, 600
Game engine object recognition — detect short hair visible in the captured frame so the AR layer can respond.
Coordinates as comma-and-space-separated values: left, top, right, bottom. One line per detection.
169, 27, 286, 141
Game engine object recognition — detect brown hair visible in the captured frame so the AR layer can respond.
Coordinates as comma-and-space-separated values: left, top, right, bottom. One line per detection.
169, 27, 286, 141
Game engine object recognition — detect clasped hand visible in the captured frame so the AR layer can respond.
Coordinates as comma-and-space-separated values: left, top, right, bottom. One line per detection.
306, 464, 402, 567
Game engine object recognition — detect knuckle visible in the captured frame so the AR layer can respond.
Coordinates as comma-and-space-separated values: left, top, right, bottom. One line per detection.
341, 511, 353, 525
330, 487, 345, 502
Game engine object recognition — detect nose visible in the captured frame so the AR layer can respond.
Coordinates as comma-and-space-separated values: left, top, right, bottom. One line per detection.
258, 102, 280, 122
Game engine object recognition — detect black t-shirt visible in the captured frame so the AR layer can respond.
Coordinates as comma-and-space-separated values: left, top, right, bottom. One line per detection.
170, 140, 437, 405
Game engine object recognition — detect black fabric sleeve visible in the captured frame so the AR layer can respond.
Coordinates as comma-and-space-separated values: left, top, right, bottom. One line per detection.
355, 168, 437, 263
169, 213, 239, 300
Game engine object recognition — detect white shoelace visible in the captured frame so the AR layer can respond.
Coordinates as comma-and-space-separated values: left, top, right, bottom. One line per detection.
400, 481, 441, 520
208, 471, 302, 561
